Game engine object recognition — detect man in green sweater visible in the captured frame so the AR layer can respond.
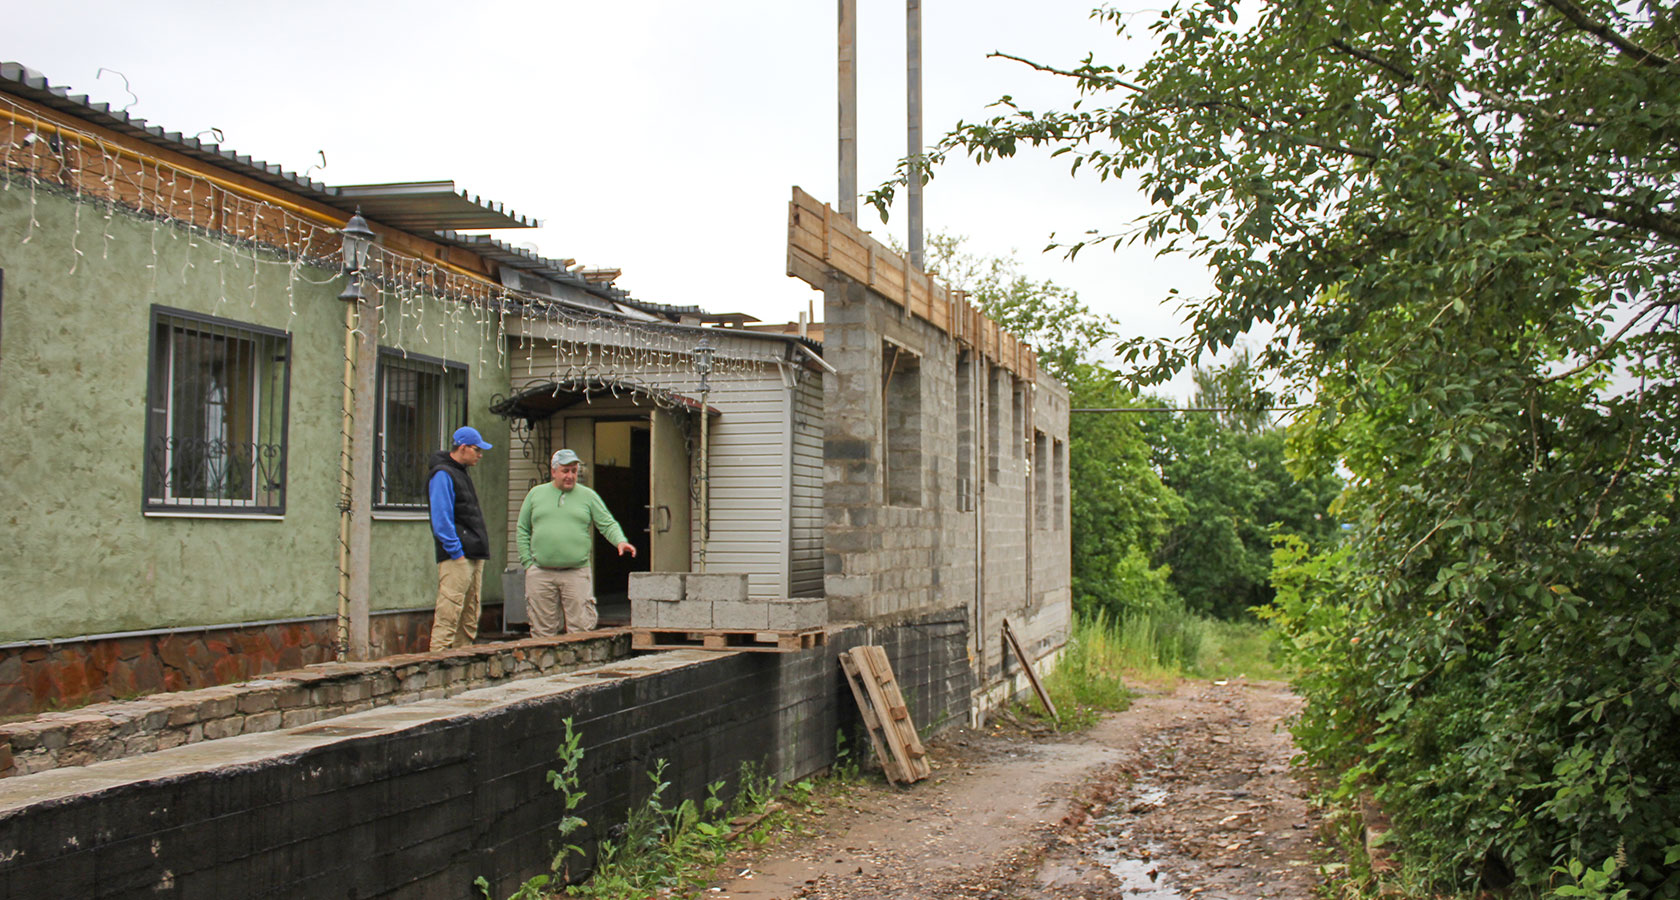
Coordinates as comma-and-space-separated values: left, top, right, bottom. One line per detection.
516, 449, 637, 636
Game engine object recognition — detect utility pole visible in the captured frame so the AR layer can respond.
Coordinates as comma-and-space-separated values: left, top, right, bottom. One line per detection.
839, 0, 858, 221
907, 0, 924, 271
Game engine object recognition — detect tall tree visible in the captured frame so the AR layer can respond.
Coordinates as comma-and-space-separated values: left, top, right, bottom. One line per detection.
1144, 354, 1342, 620
879, 2, 1680, 895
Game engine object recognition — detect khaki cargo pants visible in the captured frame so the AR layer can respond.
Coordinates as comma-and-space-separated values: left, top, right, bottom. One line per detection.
525, 565, 597, 638
431, 557, 485, 650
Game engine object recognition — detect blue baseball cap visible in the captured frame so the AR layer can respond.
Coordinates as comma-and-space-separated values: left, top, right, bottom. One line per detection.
452, 426, 493, 450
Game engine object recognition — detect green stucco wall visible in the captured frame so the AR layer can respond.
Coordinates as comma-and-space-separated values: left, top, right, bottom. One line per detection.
0, 188, 509, 643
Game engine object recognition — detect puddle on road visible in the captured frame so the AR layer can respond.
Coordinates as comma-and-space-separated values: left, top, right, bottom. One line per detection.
1093, 850, 1181, 899
1085, 781, 1182, 898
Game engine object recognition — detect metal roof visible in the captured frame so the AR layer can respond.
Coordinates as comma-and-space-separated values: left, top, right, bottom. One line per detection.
0, 62, 537, 231
432, 230, 704, 320
335, 182, 537, 231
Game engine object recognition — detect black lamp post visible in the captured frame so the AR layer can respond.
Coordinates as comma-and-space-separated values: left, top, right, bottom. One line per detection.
338, 208, 376, 302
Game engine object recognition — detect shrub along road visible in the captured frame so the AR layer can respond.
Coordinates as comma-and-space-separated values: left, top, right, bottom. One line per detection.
714, 680, 1323, 900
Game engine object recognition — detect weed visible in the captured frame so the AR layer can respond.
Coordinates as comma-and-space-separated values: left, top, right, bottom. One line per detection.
476, 717, 588, 900
831, 729, 860, 782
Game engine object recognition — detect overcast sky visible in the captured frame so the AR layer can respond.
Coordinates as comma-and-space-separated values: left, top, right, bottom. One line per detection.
9, 0, 1214, 395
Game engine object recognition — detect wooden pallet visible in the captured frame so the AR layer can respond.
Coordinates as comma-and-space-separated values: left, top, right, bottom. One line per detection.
631, 627, 826, 653
839, 645, 931, 785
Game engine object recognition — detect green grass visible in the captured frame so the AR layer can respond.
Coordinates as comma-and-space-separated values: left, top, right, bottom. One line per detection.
1035, 610, 1290, 730
1192, 618, 1288, 681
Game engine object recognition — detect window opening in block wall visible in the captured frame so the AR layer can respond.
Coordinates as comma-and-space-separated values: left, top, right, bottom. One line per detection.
956, 350, 974, 510
375, 350, 468, 509
1034, 429, 1049, 529
882, 340, 923, 507
986, 365, 1001, 484
1054, 438, 1066, 529
1012, 378, 1027, 458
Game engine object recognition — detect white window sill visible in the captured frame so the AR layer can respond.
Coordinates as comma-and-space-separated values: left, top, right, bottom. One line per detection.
373, 511, 431, 521
143, 511, 285, 521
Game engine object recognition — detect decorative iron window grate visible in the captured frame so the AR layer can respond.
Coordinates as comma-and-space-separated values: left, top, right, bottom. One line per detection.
145, 306, 291, 514
375, 350, 468, 509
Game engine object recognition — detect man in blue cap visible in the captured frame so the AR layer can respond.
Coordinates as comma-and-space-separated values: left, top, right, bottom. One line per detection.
426, 426, 494, 650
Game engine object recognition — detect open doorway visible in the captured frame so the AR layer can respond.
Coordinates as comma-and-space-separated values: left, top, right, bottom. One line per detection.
590, 419, 650, 624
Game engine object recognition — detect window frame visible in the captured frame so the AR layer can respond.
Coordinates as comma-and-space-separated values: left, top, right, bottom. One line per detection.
374, 348, 468, 511
143, 305, 291, 516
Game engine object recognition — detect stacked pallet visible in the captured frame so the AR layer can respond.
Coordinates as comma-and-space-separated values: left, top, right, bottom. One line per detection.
628, 572, 826, 653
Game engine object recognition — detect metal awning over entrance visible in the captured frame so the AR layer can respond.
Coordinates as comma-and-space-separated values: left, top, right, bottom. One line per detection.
489, 378, 721, 425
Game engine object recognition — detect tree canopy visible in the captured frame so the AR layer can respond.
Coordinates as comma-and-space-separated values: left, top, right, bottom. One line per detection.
881, 1, 1680, 895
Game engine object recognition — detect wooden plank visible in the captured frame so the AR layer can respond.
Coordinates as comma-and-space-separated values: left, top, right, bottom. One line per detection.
1002, 617, 1059, 722
874, 647, 930, 766
859, 646, 932, 775
846, 647, 923, 782
839, 650, 908, 783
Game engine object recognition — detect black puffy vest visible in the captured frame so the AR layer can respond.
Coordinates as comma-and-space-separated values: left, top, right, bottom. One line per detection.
427, 450, 490, 563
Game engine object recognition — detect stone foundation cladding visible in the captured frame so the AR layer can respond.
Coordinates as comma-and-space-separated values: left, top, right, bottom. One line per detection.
0, 630, 628, 779
0, 607, 504, 717
0, 615, 971, 899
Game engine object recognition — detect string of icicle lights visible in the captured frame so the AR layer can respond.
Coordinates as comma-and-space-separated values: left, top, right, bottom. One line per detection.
0, 95, 783, 390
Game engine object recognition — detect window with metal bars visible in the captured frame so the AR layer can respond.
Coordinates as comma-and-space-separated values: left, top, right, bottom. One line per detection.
375, 350, 468, 509
145, 306, 291, 514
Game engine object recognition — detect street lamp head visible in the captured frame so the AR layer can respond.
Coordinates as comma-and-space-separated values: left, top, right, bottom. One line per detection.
695, 336, 715, 376
337, 277, 365, 303
340, 207, 376, 273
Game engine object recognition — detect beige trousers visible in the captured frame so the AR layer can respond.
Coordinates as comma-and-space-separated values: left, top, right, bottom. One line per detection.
432, 557, 485, 650
525, 565, 597, 637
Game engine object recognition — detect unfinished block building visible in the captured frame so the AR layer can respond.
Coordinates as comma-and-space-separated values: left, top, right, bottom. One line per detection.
0, 63, 1072, 898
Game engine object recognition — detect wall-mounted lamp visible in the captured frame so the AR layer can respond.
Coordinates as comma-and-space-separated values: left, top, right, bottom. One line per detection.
337, 207, 376, 302
695, 336, 715, 394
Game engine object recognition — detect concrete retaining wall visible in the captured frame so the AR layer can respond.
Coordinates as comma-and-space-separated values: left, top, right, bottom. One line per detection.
0, 615, 972, 899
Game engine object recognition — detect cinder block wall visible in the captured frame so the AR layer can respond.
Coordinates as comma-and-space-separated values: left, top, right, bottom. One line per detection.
0, 618, 973, 899
821, 277, 1071, 705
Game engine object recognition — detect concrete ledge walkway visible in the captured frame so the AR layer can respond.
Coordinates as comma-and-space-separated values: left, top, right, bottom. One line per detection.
0, 648, 711, 819
0, 630, 632, 778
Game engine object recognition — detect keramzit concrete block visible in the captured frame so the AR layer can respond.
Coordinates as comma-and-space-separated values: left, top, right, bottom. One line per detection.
711, 600, 769, 631
658, 600, 713, 630
685, 574, 748, 603
628, 572, 686, 602
630, 598, 660, 628
767, 599, 827, 631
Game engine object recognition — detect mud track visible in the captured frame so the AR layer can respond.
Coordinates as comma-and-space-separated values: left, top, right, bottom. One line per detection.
714, 679, 1323, 900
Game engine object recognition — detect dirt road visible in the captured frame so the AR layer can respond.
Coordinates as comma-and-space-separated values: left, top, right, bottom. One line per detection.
714, 679, 1323, 900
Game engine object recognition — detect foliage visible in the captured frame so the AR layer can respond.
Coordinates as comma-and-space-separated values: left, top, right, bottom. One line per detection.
1142, 354, 1344, 619
1040, 611, 1137, 729
477, 720, 784, 900
477, 718, 590, 900
570, 760, 733, 900
882, 1, 1680, 895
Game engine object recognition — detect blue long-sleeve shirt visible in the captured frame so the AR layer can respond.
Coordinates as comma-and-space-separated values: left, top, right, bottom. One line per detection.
428, 470, 464, 559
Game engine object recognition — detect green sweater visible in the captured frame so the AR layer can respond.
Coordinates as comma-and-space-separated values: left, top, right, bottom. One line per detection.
516, 482, 629, 570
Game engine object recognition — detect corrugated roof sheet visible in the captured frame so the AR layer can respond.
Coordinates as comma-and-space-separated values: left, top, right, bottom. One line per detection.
432, 231, 703, 320
0, 62, 537, 231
